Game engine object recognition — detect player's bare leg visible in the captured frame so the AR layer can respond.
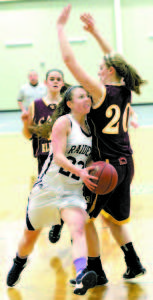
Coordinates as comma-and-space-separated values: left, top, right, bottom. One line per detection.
61, 208, 97, 295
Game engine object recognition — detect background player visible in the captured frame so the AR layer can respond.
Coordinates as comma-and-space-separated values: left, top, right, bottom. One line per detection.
17, 70, 47, 113
21, 69, 66, 175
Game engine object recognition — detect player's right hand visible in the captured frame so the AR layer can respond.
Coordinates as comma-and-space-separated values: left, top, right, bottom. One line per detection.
57, 4, 71, 27
79, 166, 98, 192
21, 111, 29, 122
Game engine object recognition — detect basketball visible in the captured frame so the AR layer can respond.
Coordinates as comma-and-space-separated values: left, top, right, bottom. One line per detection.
89, 161, 118, 195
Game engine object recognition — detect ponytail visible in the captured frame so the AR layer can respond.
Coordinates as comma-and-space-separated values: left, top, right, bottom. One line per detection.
104, 53, 147, 94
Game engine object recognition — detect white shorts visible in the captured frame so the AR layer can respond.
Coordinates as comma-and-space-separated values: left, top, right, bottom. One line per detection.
26, 180, 87, 230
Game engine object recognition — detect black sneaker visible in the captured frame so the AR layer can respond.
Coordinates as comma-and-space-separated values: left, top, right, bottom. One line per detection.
123, 256, 146, 280
70, 270, 108, 287
48, 220, 64, 244
96, 271, 108, 285
7, 257, 27, 287
73, 268, 97, 295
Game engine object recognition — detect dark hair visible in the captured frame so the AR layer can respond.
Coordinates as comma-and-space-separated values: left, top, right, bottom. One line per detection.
104, 53, 147, 94
45, 69, 71, 95
50, 85, 83, 131
28, 85, 88, 138
60, 82, 71, 95
45, 69, 64, 81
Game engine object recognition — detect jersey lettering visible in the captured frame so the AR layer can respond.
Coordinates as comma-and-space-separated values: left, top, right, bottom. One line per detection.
59, 156, 85, 181
42, 142, 51, 153
68, 145, 91, 157
123, 103, 130, 132
102, 103, 130, 134
38, 115, 52, 125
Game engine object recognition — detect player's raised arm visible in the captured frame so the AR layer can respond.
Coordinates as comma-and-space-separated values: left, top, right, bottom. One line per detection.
80, 13, 113, 55
56, 4, 105, 106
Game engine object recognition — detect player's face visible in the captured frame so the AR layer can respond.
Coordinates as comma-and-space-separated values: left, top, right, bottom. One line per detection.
98, 61, 110, 84
70, 88, 92, 115
28, 71, 38, 85
46, 71, 64, 92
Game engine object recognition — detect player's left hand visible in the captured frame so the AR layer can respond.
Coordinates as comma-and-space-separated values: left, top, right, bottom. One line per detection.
80, 13, 95, 33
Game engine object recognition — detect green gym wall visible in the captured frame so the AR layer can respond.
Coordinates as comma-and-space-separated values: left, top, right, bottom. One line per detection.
0, 0, 153, 110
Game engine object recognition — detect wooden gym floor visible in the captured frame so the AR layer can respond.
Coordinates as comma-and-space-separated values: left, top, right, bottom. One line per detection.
0, 110, 153, 300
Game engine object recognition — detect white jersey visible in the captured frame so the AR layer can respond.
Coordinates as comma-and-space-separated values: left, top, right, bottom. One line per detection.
17, 82, 47, 110
27, 114, 92, 230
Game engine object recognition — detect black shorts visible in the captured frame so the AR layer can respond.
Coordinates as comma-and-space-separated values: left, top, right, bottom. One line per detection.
38, 154, 49, 174
85, 156, 134, 224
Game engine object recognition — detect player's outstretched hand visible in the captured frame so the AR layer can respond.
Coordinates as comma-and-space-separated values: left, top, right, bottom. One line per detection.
80, 166, 98, 192
80, 13, 95, 33
57, 4, 71, 27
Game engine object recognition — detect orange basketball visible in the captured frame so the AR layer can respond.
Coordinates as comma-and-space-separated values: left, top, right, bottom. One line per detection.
89, 161, 118, 195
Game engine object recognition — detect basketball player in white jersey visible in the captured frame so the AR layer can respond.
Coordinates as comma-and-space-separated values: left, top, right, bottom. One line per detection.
7, 86, 98, 295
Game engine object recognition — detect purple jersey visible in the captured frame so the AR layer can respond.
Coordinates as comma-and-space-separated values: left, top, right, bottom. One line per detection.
89, 85, 133, 159
32, 99, 56, 157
